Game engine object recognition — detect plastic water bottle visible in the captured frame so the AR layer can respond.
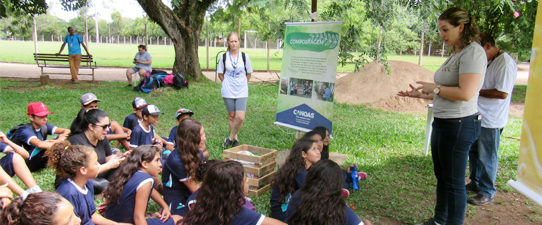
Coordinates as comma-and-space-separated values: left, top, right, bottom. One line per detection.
351, 165, 360, 190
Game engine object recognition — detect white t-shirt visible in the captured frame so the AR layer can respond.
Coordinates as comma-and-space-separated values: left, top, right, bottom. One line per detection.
217, 51, 254, 98
433, 42, 487, 118
478, 52, 517, 128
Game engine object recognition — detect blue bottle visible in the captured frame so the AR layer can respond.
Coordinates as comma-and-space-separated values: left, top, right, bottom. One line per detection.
351, 165, 360, 190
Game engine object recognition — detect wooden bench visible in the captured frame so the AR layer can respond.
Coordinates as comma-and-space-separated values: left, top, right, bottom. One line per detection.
33, 53, 97, 81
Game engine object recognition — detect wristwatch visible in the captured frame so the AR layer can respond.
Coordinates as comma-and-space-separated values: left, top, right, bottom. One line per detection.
434, 85, 441, 95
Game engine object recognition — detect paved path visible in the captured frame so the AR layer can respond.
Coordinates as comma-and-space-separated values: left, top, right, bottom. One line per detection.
0, 62, 530, 85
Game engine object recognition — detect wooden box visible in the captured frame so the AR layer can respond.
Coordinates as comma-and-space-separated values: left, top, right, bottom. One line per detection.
223, 145, 278, 196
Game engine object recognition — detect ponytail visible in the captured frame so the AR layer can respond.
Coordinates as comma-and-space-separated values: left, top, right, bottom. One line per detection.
45, 141, 93, 179
0, 192, 64, 225
71, 108, 109, 134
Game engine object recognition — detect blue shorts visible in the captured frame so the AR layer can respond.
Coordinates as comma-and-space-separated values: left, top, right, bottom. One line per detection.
0, 152, 15, 177
107, 129, 114, 135
146, 217, 174, 225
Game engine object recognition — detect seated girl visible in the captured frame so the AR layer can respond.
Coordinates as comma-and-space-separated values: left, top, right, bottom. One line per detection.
103, 145, 181, 225
285, 160, 371, 225
162, 118, 206, 216
0, 132, 42, 195
1, 191, 82, 225
181, 161, 286, 225
270, 139, 319, 221
46, 141, 130, 225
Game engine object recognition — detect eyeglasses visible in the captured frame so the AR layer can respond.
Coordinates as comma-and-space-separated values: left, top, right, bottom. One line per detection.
96, 123, 111, 129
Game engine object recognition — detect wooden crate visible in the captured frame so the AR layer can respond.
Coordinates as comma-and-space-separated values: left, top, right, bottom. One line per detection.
223, 145, 278, 196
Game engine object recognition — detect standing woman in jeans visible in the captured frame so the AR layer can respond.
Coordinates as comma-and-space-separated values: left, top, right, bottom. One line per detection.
217, 32, 253, 148
56, 26, 91, 83
398, 7, 486, 225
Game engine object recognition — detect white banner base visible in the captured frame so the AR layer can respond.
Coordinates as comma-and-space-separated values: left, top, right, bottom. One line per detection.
274, 121, 311, 133
508, 179, 542, 207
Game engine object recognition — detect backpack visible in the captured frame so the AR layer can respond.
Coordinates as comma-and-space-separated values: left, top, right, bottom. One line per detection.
151, 69, 168, 75
8, 123, 47, 140
163, 74, 174, 85
172, 72, 189, 90
222, 52, 247, 75
133, 76, 160, 93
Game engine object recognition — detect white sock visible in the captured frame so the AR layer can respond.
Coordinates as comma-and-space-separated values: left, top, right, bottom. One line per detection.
27, 185, 42, 193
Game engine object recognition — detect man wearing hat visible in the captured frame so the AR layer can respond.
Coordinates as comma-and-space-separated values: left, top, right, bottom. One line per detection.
11, 102, 70, 172
165, 108, 209, 159
75, 93, 132, 150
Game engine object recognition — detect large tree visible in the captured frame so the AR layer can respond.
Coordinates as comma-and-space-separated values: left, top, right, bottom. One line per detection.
136, 0, 216, 80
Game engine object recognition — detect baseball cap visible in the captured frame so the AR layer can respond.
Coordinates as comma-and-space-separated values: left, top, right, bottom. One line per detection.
27, 102, 54, 117
132, 97, 148, 109
175, 108, 194, 119
80, 93, 101, 106
142, 105, 164, 116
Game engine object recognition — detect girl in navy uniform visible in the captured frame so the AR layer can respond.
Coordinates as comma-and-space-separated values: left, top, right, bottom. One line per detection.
270, 139, 319, 221
162, 118, 206, 216
0, 132, 42, 196
181, 161, 285, 225
103, 145, 181, 225
285, 160, 371, 225
46, 141, 130, 225
130, 105, 164, 149
1, 191, 82, 225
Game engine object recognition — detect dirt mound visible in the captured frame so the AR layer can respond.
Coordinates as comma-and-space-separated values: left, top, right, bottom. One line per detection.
335, 60, 434, 113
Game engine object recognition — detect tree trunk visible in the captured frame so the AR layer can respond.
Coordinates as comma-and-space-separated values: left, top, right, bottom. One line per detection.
418, 28, 428, 66
137, 0, 215, 81
376, 26, 383, 62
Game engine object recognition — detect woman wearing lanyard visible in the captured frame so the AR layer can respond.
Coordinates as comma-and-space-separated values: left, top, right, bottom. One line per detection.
56, 26, 91, 83
217, 32, 253, 148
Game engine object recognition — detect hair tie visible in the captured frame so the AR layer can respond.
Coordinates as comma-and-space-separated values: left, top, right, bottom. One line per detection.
65, 146, 69, 150
86, 109, 90, 113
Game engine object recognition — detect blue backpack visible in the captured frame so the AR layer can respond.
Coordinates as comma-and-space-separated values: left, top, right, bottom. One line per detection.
134, 76, 160, 93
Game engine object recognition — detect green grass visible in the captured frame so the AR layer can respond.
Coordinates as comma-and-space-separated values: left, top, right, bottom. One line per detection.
0, 78, 529, 223
512, 85, 527, 102
0, 40, 447, 72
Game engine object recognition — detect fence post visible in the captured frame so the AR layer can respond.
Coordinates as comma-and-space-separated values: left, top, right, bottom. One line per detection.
51, 35, 53, 42
136, 36, 139, 45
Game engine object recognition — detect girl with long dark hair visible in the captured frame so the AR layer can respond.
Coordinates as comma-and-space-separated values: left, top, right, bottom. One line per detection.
1, 192, 81, 225
181, 161, 285, 225
103, 145, 181, 225
285, 160, 371, 225
398, 7, 486, 225
269, 138, 319, 221
162, 118, 206, 216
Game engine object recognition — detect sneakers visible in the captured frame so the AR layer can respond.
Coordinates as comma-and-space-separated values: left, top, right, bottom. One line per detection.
342, 189, 350, 198
468, 194, 494, 205
416, 218, 439, 225
358, 172, 367, 180
223, 137, 233, 148
466, 183, 480, 194
232, 140, 240, 147
126, 84, 133, 87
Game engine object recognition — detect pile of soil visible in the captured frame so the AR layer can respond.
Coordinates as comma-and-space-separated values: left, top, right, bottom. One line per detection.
335, 60, 434, 113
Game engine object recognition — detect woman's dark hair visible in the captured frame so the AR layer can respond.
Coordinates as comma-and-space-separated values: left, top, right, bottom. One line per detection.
138, 44, 147, 50
288, 160, 346, 225
181, 161, 246, 225
176, 118, 203, 179
312, 126, 329, 158
194, 159, 221, 182
273, 138, 315, 204
70, 108, 109, 134
45, 141, 93, 179
103, 145, 160, 206
302, 131, 322, 140
1, 192, 65, 225
439, 7, 480, 50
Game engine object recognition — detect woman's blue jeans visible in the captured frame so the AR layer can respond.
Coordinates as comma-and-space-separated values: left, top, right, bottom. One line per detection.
431, 114, 481, 225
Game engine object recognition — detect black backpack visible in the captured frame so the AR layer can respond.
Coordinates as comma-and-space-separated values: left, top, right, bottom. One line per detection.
222, 52, 247, 75
172, 72, 189, 90
8, 123, 47, 140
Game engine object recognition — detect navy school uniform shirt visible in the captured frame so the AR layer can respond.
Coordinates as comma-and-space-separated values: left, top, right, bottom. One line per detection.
105, 171, 174, 225
0, 150, 15, 177
123, 113, 140, 130
162, 148, 205, 216
130, 123, 155, 148
166, 125, 178, 146
57, 179, 96, 225
11, 123, 57, 159
285, 190, 363, 225
270, 167, 308, 221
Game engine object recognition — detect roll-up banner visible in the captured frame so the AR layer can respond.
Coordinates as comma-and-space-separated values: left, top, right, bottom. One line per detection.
275, 21, 343, 135
507, 2, 542, 206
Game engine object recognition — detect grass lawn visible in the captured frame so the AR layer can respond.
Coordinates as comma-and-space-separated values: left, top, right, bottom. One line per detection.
0, 78, 533, 224
0, 40, 447, 72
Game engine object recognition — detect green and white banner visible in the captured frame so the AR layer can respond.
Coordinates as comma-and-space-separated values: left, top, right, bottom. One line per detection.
275, 21, 343, 134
